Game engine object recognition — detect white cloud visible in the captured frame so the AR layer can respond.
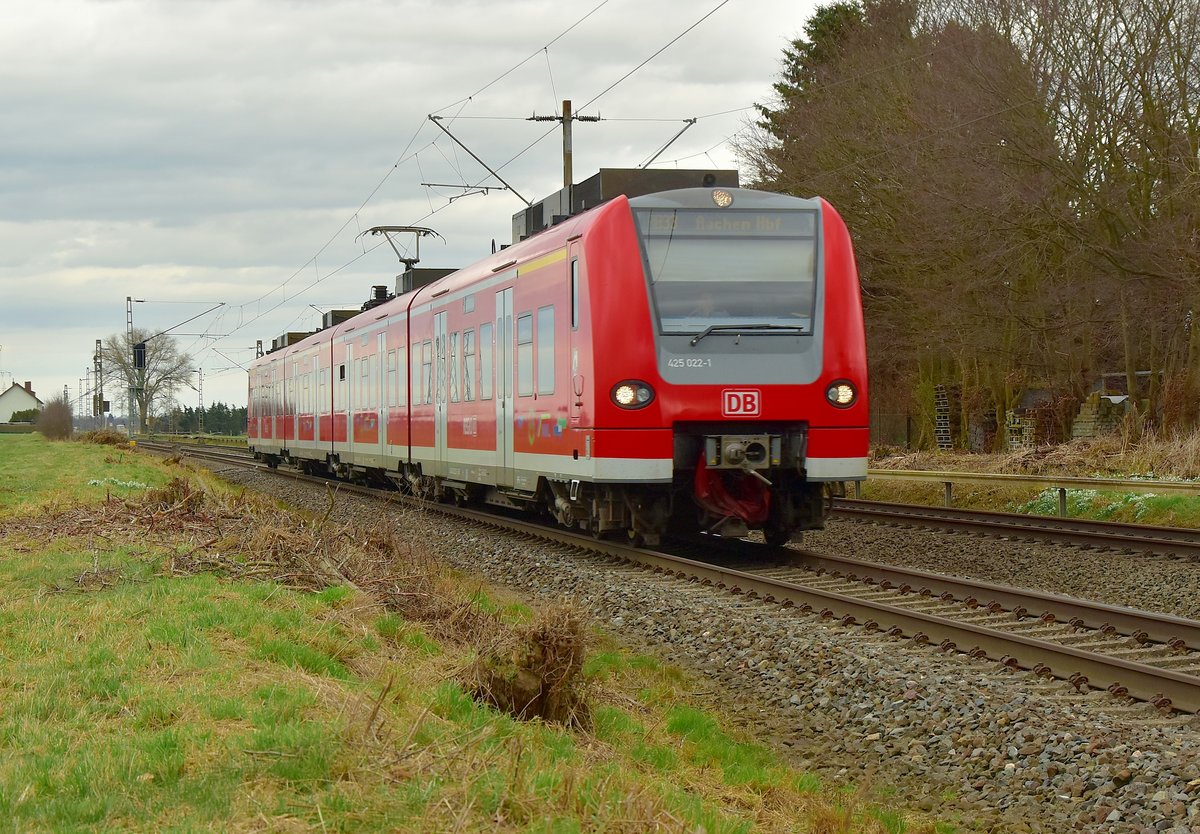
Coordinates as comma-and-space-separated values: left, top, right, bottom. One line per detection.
0, 0, 814, 409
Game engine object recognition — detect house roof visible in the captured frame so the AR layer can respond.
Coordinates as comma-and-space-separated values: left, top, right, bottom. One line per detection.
0, 382, 44, 406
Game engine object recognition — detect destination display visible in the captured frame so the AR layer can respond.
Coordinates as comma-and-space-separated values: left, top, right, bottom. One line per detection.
635, 208, 816, 238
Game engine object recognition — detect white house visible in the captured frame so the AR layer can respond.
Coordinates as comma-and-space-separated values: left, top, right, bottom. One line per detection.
0, 381, 44, 422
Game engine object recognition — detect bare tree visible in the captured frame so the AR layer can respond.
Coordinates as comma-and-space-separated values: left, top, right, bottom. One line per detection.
741, 0, 1068, 448
100, 330, 195, 433
745, 0, 1200, 446
927, 0, 1200, 429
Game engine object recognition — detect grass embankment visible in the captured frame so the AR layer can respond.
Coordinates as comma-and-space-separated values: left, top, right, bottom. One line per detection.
0, 433, 944, 833
867, 434, 1200, 528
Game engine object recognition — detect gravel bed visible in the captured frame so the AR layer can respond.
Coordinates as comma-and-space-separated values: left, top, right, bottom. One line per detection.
806, 520, 1200, 621
210, 465, 1200, 834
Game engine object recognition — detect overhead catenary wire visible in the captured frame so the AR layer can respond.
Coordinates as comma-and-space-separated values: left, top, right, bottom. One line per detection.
182, 4, 982, 374
218, 4, 613, 324
203, 1, 622, 355
204, 0, 737, 362
134, 5, 1045, 405
451, 0, 737, 199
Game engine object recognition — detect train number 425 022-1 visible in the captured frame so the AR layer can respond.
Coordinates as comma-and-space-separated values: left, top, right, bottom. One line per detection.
666, 358, 712, 368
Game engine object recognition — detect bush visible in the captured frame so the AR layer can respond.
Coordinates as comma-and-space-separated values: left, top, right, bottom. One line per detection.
7, 408, 39, 423
35, 398, 73, 441
77, 428, 129, 446
462, 605, 591, 726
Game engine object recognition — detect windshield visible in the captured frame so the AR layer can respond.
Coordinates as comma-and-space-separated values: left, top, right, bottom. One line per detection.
634, 208, 818, 335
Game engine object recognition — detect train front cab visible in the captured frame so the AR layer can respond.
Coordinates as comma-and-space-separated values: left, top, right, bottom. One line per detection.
573, 187, 868, 545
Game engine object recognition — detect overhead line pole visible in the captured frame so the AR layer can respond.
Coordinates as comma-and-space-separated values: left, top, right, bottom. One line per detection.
127, 296, 138, 434
94, 339, 104, 428
563, 99, 573, 188
528, 99, 603, 199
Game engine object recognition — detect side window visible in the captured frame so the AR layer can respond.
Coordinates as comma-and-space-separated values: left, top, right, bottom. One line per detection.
449, 331, 460, 403
537, 305, 554, 395
411, 342, 422, 406
360, 357, 370, 409
398, 346, 407, 406
516, 313, 533, 397
463, 329, 475, 402
370, 352, 379, 409
387, 350, 397, 407
571, 258, 579, 329
479, 322, 494, 400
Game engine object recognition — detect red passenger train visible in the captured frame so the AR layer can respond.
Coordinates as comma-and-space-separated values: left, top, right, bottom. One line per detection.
248, 181, 868, 545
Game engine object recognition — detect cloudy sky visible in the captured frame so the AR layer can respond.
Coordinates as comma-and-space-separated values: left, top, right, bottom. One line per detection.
0, 0, 817, 415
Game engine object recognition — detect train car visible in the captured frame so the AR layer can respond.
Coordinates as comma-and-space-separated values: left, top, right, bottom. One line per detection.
248, 183, 868, 545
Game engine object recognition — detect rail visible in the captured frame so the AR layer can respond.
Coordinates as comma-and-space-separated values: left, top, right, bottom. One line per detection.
833, 498, 1200, 558
141, 440, 1200, 713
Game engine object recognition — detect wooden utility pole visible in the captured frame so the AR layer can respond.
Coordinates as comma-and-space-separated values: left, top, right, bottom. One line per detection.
528, 99, 601, 197
562, 99, 572, 189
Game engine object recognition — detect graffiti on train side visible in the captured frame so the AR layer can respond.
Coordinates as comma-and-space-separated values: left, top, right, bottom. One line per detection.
515, 411, 567, 445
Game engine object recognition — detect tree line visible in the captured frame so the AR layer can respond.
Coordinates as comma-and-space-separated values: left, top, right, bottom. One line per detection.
741, 0, 1200, 449
162, 403, 247, 435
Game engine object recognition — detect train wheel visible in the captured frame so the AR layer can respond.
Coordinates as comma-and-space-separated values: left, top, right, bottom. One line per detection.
764, 526, 792, 547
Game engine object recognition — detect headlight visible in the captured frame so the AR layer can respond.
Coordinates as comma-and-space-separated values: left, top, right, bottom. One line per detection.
612, 380, 654, 409
826, 381, 857, 408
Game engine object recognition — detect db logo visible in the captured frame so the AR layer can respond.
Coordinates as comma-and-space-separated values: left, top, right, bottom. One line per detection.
722, 389, 761, 417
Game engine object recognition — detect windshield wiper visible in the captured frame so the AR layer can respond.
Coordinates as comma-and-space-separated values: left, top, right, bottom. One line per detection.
689, 323, 808, 347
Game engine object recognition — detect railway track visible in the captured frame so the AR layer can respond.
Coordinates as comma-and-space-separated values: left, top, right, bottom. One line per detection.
142, 441, 1200, 714
834, 498, 1200, 558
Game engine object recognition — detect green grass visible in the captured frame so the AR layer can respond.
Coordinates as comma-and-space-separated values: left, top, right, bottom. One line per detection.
866, 439, 1200, 529
666, 706, 778, 789
0, 433, 942, 833
1010, 487, 1200, 527
0, 433, 172, 515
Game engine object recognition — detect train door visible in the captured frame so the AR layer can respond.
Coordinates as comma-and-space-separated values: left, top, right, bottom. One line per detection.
377, 331, 387, 460
270, 364, 279, 441
496, 287, 515, 486
568, 242, 583, 422
344, 342, 354, 449
434, 311, 448, 474
289, 359, 299, 443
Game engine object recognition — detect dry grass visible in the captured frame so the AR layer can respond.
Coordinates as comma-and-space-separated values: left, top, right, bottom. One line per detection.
872, 429, 1200, 480
5, 475, 592, 723
463, 604, 591, 726
76, 428, 130, 446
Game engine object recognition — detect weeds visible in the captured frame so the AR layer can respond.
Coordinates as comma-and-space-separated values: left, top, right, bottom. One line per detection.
873, 430, 1200, 480
463, 605, 591, 726
77, 429, 129, 446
